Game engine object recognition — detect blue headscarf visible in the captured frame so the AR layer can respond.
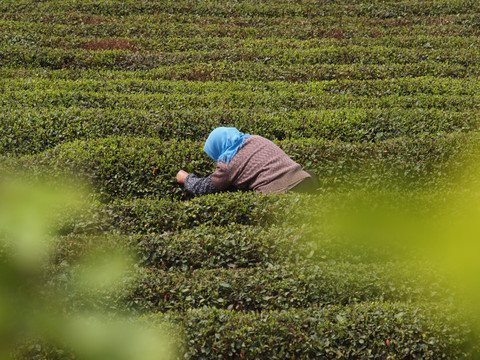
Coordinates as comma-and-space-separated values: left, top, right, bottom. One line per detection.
203, 127, 250, 164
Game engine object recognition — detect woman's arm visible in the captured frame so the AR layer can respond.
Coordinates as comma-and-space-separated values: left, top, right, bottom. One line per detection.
176, 170, 220, 195
176, 170, 190, 184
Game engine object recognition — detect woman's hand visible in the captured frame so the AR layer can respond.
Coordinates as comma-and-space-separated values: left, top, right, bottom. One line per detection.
176, 170, 190, 184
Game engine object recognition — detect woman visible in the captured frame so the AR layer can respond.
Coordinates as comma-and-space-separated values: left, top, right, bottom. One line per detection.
176, 127, 317, 195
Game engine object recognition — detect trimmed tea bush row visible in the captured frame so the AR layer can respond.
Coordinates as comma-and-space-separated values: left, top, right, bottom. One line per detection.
50, 254, 452, 313
6, 61, 480, 82
3, 61, 477, 83
2, 106, 475, 155
4, 75, 480, 96
3, 89, 480, 118
110, 192, 294, 232
12, 134, 476, 201
56, 191, 315, 237
4, 28, 480, 54
151, 303, 478, 359
2, 9, 478, 36
1, 0, 479, 19
124, 262, 449, 312
16, 137, 213, 201
52, 225, 309, 271
3, 44, 480, 69
3, 76, 480, 110
55, 187, 443, 237
18, 302, 476, 359
155, 61, 479, 82
2, 10, 477, 25
61, 183, 480, 239
52, 221, 426, 275
57, 192, 283, 235
4, 26, 480, 52
5, 20, 478, 48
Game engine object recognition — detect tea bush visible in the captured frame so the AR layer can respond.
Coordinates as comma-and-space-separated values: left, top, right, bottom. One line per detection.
10, 133, 477, 201
52, 225, 309, 271
125, 262, 450, 312
2, 61, 478, 82
152, 303, 478, 359
1, 105, 476, 155
57, 192, 298, 236
3, 43, 480, 70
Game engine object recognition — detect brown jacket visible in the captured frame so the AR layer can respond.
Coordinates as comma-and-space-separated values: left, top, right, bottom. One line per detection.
211, 135, 310, 193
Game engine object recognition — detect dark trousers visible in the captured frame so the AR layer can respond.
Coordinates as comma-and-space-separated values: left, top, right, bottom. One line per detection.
290, 170, 319, 194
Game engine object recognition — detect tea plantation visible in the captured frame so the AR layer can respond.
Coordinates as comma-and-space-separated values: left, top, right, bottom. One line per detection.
2, 0, 480, 358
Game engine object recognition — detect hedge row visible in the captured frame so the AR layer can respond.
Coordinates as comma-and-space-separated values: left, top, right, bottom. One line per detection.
135, 62, 480, 81
150, 303, 478, 359
61, 183, 480, 241
15, 137, 213, 201
53, 185, 445, 238
4, 20, 479, 46
2, 8, 477, 28
122, 262, 450, 313
51, 222, 426, 278
2, 106, 475, 155
52, 225, 309, 271
57, 191, 293, 236
50, 256, 452, 313
4, 76, 480, 96
12, 134, 477, 201
17, 303, 478, 360
4, 28, 480, 50
3, 77, 480, 108
3, 44, 480, 70
4, 28, 480, 52
1, 0, 479, 18
4, 61, 477, 83
4, 91, 480, 121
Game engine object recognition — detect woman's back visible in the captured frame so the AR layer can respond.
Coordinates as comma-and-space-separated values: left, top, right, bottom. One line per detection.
212, 135, 310, 193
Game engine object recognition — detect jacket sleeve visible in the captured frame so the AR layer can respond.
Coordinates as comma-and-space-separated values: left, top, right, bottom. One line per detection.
211, 161, 234, 190
184, 174, 220, 195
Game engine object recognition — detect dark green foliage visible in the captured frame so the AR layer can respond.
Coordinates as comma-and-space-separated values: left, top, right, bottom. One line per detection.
2, 74, 480, 156
105, 192, 289, 233
153, 304, 479, 359
1, 61, 478, 83
3, 43, 480, 70
54, 191, 300, 237
4, 29, 480, 53
52, 225, 309, 271
136, 225, 303, 270
124, 262, 450, 312
0, 104, 477, 155
10, 133, 477, 201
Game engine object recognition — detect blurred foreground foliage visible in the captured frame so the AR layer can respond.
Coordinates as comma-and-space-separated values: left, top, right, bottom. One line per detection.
0, 176, 175, 360
305, 146, 480, 326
